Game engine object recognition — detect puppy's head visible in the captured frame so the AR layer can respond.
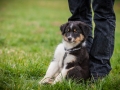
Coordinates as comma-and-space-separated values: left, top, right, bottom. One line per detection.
60, 21, 90, 44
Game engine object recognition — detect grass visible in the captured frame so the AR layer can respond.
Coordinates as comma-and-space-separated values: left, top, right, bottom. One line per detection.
0, 0, 120, 90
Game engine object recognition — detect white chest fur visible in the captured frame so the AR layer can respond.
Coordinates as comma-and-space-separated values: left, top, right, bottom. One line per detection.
63, 53, 76, 65
54, 43, 76, 68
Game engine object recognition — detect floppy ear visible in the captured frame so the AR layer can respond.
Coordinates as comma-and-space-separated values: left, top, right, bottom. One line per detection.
60, 22, 69, 35
78, 22, 90, 39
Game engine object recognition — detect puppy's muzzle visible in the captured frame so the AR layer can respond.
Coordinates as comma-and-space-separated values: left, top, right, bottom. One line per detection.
68, 37, 72, 42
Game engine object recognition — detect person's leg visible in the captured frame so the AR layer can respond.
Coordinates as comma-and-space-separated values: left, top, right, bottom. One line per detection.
68, 0, 93, 52
90, 0, 116, 79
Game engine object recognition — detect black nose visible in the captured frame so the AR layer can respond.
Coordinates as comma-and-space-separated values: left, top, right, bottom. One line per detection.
68, 37, 72, 41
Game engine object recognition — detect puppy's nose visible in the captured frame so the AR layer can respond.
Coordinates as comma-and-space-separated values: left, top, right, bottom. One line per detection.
68, 37, 72, 41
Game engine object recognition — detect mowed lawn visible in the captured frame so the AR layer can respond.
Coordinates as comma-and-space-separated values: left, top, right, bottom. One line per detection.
0, 0, 120, 90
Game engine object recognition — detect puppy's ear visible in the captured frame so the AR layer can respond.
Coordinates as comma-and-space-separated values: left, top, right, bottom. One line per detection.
78, 22, 90, 39
60, 22, 69, 35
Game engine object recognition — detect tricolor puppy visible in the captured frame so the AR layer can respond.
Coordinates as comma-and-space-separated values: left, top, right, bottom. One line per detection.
39, 21, 90, 84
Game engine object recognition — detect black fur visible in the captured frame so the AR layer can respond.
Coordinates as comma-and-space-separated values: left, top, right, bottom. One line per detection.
66, 47, 90, 81
60, 21, 90, 39
60, 22, 69, 35
61, 21, 90, 81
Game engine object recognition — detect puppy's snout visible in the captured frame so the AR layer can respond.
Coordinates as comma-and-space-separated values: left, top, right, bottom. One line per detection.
68, 37, 72, 41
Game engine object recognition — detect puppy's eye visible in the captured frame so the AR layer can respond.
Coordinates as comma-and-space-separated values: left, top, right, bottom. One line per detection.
74, 29, 77, 32
67, 29, 70, 32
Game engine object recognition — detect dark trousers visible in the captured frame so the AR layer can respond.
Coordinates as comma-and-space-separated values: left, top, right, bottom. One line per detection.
68, 0, 116, 78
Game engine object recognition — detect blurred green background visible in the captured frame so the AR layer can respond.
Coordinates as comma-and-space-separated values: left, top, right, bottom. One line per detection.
0, 0, 120, 90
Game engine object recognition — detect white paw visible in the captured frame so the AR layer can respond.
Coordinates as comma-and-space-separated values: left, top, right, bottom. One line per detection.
39, 77, 54, 85
52, 75, 62, 84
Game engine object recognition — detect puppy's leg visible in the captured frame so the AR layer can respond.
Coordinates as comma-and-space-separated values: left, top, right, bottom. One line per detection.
39, 61, 59, 84
39, 43, 64, 84
53, 65, 70, 84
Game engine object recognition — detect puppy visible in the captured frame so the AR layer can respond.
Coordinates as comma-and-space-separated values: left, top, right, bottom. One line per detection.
39, 21, 90, 84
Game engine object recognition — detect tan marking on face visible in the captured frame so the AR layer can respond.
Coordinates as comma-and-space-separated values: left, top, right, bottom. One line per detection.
63, 34, 68, 41
74, 34, 84, 43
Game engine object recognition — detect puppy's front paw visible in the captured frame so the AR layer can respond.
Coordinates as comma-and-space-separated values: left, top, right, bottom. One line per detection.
39, 77, 54, 85
52, 75, 62, 85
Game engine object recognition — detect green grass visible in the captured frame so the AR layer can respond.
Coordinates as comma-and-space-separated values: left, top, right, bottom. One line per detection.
0, 0, 120, 90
